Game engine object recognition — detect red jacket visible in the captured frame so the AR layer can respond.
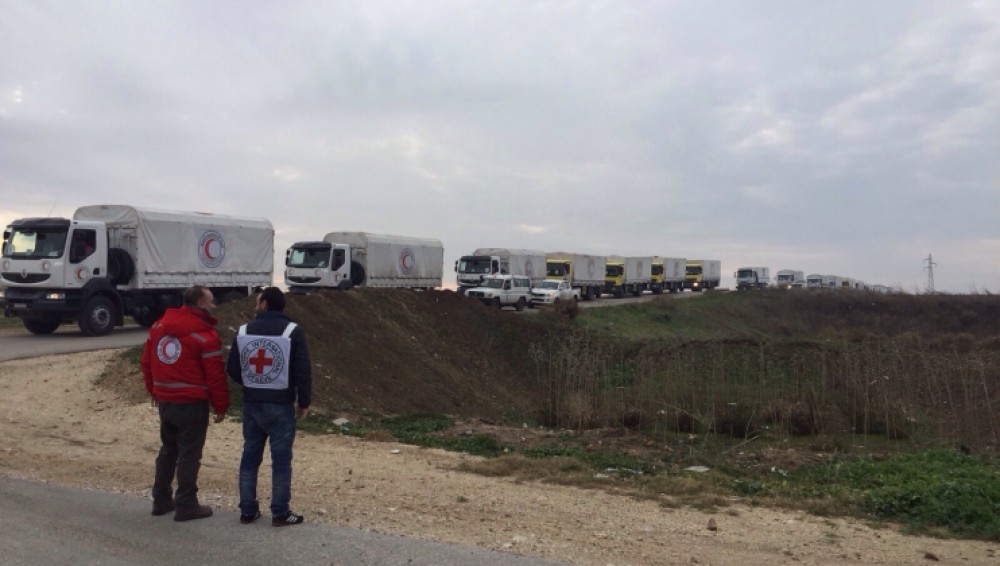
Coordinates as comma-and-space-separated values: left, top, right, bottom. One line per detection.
141, 305, 230, 415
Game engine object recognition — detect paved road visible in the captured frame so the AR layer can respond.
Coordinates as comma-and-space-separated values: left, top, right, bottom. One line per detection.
0, 324, 148, 362
0, 476, 568, 566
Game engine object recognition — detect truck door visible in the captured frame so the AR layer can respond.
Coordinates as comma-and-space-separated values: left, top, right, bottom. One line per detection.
330, 245, 351, 286
67, 226, 106, 288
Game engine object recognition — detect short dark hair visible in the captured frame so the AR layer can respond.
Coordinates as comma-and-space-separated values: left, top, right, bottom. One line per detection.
258, 286, 285, 312
184, 285, 209, 306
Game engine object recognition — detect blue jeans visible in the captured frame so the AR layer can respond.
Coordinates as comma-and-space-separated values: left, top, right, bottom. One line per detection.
239, 402, 296, 517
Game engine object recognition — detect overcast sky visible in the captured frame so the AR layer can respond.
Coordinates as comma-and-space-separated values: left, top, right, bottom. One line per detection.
2, 1, 998, 292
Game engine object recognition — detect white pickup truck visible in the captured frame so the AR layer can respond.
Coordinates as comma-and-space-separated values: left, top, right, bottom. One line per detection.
530, 279, 580, 307
466, 275, 532, 311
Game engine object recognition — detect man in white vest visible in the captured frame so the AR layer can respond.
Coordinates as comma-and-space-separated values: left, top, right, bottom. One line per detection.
226, 287, 312, 526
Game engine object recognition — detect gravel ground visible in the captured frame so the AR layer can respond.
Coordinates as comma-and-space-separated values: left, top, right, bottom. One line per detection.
1, 350, 997, 566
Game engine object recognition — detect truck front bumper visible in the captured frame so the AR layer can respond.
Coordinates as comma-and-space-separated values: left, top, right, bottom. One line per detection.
2, 288, 80, 320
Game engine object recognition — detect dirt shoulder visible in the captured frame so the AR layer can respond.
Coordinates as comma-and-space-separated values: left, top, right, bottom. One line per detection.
1, 350, 996, 566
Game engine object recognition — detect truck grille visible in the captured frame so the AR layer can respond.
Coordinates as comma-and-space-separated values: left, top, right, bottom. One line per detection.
1, 272, 51, 284
287, 276, 321, 284
468, 291, 485, 298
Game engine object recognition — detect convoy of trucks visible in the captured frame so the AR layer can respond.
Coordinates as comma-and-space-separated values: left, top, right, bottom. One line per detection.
454, 248, 546, 294
735, 267, 771, 290
285, 232, 443, 292
545, 252, 607, 301
0, 205, 273, 335
684, 260, 722, 291
0, 203, 891, 336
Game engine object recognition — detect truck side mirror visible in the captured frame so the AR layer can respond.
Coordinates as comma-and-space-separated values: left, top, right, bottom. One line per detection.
2, 230, 9, 241
454, 260, 458, 272
284, 250, 291, 266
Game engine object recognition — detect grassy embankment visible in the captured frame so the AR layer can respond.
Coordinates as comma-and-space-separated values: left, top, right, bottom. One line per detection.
312, 290, 1000, 539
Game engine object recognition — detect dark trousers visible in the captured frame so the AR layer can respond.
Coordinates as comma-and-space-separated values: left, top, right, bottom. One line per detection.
239, 402, 297, 516
152, 400, 209, 508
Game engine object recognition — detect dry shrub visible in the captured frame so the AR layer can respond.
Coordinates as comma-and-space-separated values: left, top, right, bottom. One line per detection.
712, 402, 758, 438
764, 400, 821, 436
621, 407, 645, 430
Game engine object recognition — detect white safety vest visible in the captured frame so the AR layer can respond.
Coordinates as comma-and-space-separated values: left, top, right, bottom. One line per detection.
236, 322, 297, 390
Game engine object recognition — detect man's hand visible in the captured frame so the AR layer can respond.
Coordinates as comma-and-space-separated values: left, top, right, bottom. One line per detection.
213, 412, 225, 423
150, 397, 159, 408
297, 406, 308, 420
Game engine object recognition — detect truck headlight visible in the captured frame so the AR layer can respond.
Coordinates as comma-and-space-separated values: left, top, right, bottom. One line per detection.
45, 292, 66, 300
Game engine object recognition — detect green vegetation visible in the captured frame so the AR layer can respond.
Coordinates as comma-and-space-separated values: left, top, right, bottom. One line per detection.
769, 450, 1000, 540
299, 412, 505, 457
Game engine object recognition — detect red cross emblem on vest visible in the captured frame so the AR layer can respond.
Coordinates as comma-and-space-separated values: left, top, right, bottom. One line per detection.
249, 348, 274, 374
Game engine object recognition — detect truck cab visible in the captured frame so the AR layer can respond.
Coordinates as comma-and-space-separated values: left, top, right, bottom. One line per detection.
2, 218, 114, 335
467, 275, 531, 311
455, 255, 500, 291
285, 242, 351, 291
604, 261, 625, 297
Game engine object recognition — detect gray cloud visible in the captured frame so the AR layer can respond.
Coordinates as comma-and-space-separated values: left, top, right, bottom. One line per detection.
1, 0, 998, 291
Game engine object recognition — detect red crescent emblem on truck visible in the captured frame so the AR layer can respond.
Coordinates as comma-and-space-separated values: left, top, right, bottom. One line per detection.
198, 230, 225, 268
398, 247, 416, 275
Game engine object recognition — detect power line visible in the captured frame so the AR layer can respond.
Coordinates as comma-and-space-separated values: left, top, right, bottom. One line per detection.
924, 253, 937, 293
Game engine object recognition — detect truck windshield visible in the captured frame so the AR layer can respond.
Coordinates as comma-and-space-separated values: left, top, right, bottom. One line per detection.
482, 278, 505, 289
457, 257, 491, 274
777, 275, 791, 283
686, 266, 702, 276
546, 262, 567, 277
3, 227, 68, 259
737, 270, 754, 278
606, 266, 623, 277
537, 281, 560, 290
287, 247, 331, 268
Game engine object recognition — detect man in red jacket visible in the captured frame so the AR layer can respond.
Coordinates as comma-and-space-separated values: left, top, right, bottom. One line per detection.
141, 285, 230, 521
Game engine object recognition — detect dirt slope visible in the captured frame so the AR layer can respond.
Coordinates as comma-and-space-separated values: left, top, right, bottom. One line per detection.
213, 289, 557, 420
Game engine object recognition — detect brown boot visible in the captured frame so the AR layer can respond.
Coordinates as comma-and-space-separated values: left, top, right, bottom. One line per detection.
151, 499, 176, 516
174, 504, 213, 522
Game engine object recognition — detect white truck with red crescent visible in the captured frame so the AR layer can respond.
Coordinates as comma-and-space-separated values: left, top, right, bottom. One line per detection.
284, 232, 443, 292
0, 204, 274, 336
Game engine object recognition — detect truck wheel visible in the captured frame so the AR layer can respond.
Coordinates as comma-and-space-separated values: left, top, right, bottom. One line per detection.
108, 248, 135, 286
613, 287, 624, 298
79, 296, 116, 336
493, 298, 503, 310
23, 318, 60, 335
515, 297, 526, 312
350, 261, 366, 287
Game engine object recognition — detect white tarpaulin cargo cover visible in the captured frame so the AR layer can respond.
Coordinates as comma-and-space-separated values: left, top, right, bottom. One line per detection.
323, 232, 443, 288
471, 248, 546, 283
74, 205, 273, 289
656, 257, 686, 281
